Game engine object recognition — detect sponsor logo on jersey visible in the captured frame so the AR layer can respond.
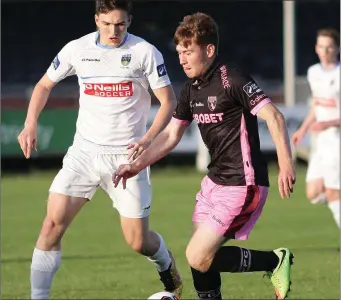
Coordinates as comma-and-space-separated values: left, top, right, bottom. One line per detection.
250, 94, 266, 106
207, 96, 217, 111
220, 65, 230, 89
84, 82, 133, 97
243, 81, 262, 97
193, 113, 224, 124
52, 56, 60, 70
314, 97, 337, 107
157, 63, 167, 77
121, 54, 131, 66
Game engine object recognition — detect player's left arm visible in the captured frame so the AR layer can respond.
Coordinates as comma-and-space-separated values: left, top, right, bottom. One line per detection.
113, 120, 188, 188
127, 45, 176, 160
143, 84, 177, 142
256, 103, 296, 199
230, 71, 295, 198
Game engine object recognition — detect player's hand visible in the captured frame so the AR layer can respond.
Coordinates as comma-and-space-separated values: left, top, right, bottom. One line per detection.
309, 121, 326, 132
17, 122, 38, 159
278, 163, 296, 199
291, 129, 305, 146
127, 139, 151, 161
112, 163, 139, 189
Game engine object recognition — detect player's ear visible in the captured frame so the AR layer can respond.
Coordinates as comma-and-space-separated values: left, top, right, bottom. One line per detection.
206, 44, 215, 58
94, 14, 100, 27
127, 14, 133, 28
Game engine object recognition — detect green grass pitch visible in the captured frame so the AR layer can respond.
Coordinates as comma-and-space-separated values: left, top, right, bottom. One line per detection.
2, 164, 340, 299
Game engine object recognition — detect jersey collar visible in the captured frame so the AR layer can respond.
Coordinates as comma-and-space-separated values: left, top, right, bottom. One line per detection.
95, 31, 129, 49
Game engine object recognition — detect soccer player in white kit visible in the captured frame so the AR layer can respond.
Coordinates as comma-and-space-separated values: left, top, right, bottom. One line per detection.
17, 0, 183, 298
292, 28, 340, 230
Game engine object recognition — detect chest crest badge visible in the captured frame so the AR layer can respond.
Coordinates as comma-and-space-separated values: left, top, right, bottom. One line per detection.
207, 96, 217, 111
121, 54, 132, 66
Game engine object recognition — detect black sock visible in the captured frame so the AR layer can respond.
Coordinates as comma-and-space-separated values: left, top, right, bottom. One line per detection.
191, 267, 222, 299
210, 246, 279, 273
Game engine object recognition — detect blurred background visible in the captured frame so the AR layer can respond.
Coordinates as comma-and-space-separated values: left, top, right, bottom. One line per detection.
1, 1, 340, 299
2, 0, 340, 167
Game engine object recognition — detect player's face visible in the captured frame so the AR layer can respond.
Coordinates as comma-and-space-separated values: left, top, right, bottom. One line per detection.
95, 10, 131, 47
176, 42, 215, 78
315, 36, 339, 64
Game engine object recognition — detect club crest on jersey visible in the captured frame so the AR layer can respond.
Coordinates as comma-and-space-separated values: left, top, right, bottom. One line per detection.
121, 54, 131, 66
207, 96, 217, 111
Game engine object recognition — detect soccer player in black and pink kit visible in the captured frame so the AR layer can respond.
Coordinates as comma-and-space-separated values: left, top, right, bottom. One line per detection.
113, 13, 296, 300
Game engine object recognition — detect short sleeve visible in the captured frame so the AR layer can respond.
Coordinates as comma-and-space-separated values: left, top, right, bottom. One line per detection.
230, 71, 271, 115
143, 45, 171, 90
172, 83, 193, 125
46, 41, 77, 83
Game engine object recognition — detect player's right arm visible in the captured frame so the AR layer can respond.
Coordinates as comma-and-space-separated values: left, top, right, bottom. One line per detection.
292, 66, 317, 146
113, 84, 193, 189
18, 75, 57, 159
291, 106, 316, 146
17, 41, 76, 159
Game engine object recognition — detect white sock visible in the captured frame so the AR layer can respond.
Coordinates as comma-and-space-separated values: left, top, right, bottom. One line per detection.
31, 248, 61, 299
328, 200, 340, 228
147, 233, 171, 272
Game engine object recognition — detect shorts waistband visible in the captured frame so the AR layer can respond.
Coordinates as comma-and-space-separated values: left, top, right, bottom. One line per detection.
72, 134, 130, 154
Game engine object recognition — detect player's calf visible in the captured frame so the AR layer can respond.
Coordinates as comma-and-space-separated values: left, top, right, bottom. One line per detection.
120, 217, 182, 297
31, 194, 87, 299
190, 267, 222, 300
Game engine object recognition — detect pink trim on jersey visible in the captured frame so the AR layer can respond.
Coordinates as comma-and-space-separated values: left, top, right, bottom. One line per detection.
314, 97, 337, 107
240, 114, 255, 185
171, 117, 191, 126
250, 98, 271, 115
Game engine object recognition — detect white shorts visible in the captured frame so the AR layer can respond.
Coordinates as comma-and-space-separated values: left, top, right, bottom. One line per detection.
306, 141, 340, 190
49, 146, 152, 218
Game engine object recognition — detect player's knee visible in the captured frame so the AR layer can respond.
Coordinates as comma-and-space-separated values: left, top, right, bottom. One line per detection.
306, 188, 320, 200
40, 217, 66, 245
306, 181, 323, 200
186, 245, 211, 273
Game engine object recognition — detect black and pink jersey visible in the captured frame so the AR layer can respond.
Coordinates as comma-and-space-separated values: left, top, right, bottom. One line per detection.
173, 57, 270, 187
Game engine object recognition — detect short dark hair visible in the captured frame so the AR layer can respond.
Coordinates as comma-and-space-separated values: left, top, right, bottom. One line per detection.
317, 28, 340, 46
174, 12, 219, 50
95, 0, 132, 15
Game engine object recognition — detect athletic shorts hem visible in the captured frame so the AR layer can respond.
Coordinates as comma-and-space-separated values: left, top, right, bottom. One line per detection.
49, 188, 95, 200
118, 210, 151, 219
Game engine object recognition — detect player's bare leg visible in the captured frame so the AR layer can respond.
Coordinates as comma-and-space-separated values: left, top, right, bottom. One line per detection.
120, 216, 182, 297
325, 188, 340, 228
31, 193, 88, 299
306, 179, 326, 204
186, 223, 293, 300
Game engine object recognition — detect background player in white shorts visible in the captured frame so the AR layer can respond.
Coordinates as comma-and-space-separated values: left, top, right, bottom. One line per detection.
17, 0, 182, 298
292, 28, 340, 229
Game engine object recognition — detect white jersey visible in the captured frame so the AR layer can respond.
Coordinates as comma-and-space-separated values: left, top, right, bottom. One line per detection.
307, 63, 340, 142
46, 32, 170, 151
